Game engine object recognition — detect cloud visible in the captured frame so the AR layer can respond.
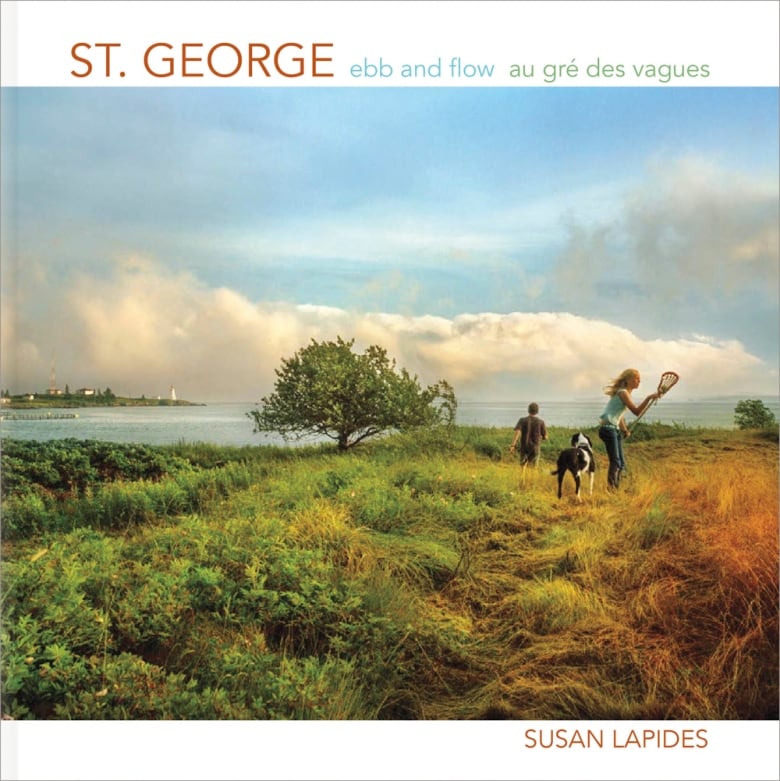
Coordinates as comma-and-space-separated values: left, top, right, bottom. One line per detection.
2, 260, 774, 402
554, 157, 779, 307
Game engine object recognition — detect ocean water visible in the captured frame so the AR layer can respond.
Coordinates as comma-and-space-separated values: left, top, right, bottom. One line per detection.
457, 398, 780, 430
0, 403, 275, 448
1, 398, 778, 448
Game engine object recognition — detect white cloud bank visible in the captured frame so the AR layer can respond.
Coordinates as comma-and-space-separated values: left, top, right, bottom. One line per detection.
555, 157, 779, 305
1, 259, 774, 403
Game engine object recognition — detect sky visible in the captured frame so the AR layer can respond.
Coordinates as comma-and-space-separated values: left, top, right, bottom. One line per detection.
1, 86, 778, 403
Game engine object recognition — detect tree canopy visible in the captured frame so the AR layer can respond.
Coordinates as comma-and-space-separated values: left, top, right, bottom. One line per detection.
248, 337, 457, 449
733, 399, 777, 430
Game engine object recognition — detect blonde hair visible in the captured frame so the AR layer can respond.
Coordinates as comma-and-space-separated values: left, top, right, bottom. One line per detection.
604, 368, 639, 396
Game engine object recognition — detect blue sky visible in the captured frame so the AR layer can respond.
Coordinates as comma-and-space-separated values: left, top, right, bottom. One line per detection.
1, 86, 777, 402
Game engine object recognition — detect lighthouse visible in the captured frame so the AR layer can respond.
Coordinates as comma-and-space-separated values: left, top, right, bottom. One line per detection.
170, 385, 177, 401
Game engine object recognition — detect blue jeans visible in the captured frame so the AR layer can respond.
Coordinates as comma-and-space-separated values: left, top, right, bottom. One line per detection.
599, 425, 625, 484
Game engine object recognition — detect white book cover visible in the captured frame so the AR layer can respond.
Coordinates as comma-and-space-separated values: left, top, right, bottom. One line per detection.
1, 2, 778, 780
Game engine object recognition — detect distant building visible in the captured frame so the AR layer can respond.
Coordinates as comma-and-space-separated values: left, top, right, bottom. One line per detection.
76, 388, 96, 396
170, 385, 177, 401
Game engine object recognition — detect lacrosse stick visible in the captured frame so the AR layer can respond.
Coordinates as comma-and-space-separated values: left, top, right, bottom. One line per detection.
630, 371, 679, 430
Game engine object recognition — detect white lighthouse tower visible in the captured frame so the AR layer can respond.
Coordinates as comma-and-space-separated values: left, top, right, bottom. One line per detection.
170, 385, 177, 401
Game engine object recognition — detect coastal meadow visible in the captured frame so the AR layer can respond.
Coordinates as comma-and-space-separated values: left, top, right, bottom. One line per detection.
1, 425, 777, 720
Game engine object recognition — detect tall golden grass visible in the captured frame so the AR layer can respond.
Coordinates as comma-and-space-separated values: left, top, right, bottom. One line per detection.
428, 431, 779, 719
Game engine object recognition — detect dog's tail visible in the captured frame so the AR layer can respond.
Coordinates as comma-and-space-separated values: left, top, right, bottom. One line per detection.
550, 468, 559, 476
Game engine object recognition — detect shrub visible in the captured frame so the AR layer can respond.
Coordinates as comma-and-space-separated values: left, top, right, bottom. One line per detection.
0, 439, 192, 500
734, 399, 777, 430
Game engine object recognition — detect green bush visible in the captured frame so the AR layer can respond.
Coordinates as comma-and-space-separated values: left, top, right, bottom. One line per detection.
1, 439, 192, 500
55, 653, 251, 719
734, 399, 777, 430
1, 458, 261, 540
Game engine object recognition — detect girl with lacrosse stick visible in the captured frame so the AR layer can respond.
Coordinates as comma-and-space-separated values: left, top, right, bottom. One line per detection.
598, 368, 660, 489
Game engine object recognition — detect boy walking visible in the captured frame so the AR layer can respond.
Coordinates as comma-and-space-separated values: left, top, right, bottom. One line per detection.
509, 402, 548, 467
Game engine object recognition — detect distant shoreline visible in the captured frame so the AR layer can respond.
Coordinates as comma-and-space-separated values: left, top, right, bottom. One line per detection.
2, 399, 206, 410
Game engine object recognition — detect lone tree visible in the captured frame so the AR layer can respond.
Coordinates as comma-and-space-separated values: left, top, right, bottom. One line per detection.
733, 399, 777, 430
248, 336, 457, 450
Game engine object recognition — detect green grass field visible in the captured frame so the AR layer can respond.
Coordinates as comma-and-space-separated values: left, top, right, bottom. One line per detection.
1, 424, 777, 720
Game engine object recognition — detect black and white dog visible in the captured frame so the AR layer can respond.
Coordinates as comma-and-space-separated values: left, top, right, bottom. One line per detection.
552, 432, 596, 501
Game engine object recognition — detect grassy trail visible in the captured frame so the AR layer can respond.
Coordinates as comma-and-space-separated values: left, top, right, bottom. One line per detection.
402, 435, 778, 720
